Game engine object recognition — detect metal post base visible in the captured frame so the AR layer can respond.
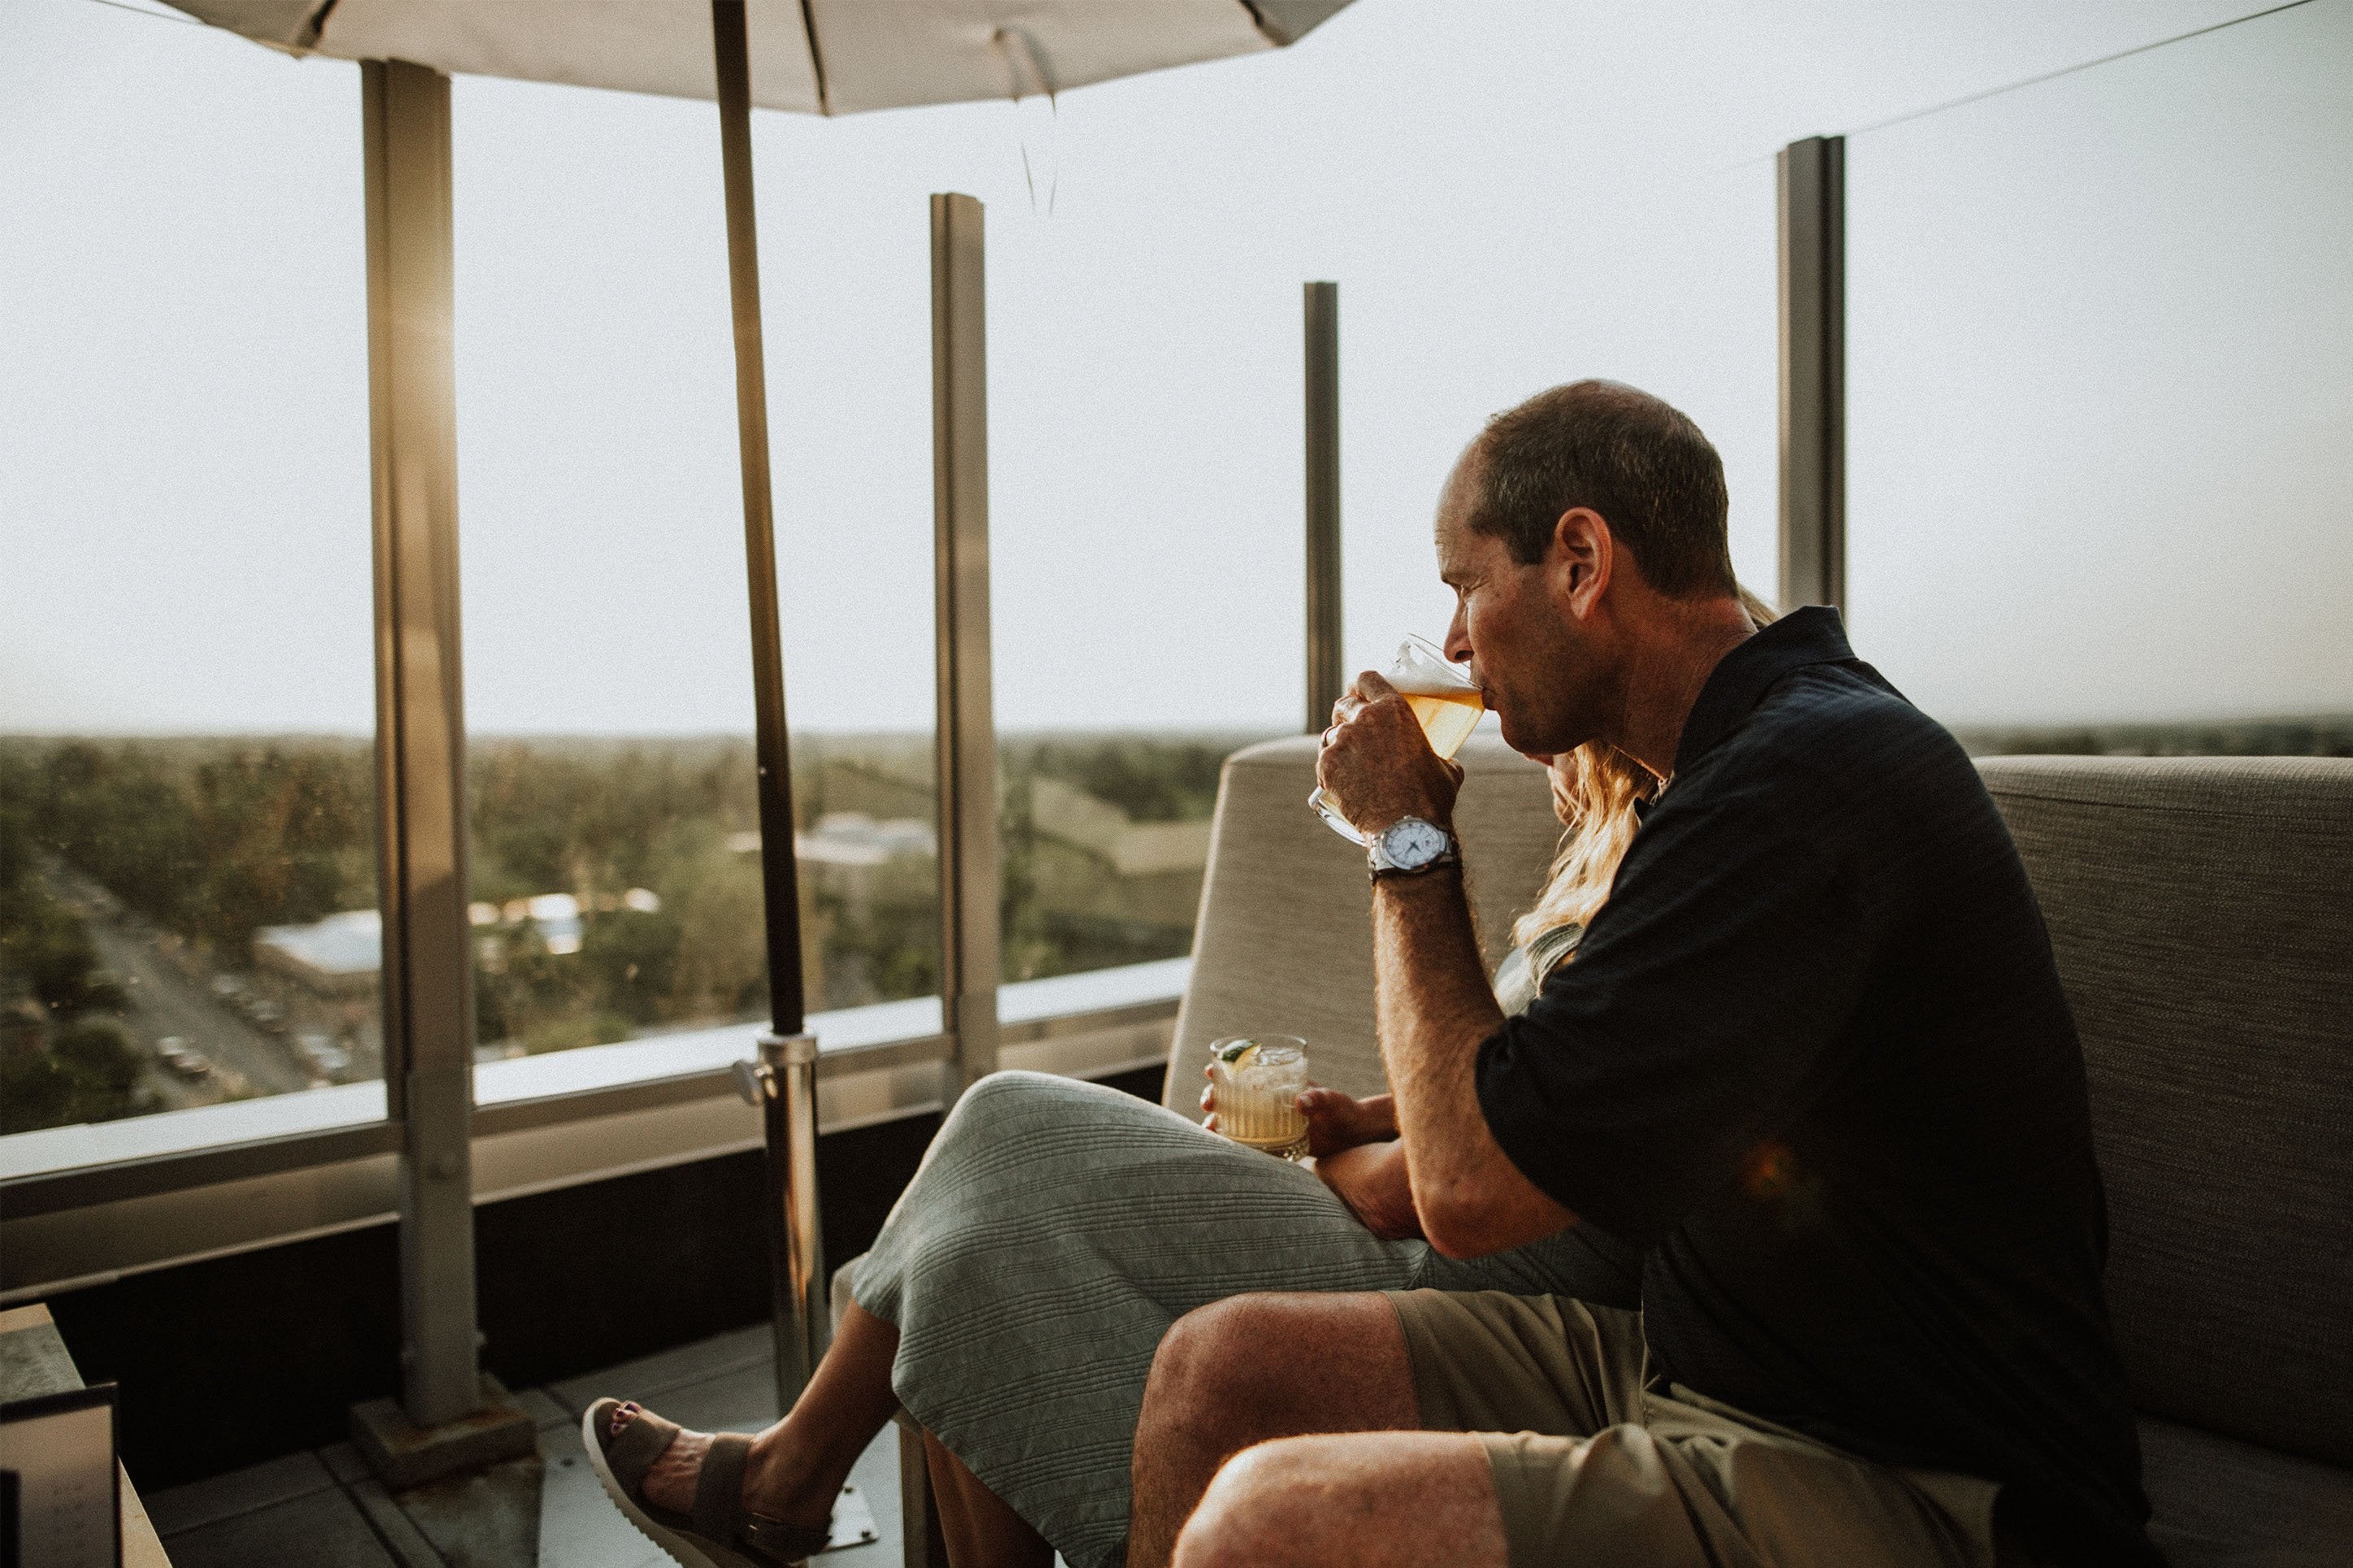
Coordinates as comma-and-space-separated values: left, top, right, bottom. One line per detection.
348, 1373, 536, 1492
735, 1032, 827, 1418
824, 1480, 881, 1553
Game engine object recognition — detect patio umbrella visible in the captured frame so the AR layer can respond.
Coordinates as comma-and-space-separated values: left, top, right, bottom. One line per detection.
172, 0, 1356, 1424
172, 1, 1353, 109
175, 0, 1352, 1044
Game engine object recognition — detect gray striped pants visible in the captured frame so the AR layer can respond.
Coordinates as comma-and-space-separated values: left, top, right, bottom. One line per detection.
851, 1071, 1642, 1568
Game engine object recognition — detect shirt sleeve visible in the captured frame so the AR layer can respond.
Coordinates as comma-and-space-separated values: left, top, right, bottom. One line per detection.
1474, 748, 1886, 1249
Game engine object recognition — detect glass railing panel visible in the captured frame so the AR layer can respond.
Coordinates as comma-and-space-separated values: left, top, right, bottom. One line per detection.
982, 159, 1777, 980
1, 9, 379, 1151
1846, 1, 2353, 749
450, 75, 946, 1062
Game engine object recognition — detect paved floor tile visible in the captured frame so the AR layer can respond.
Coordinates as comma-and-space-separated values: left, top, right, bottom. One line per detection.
515, 1388, 574, 1432
537, 1418, 666, 1568
160, 1485, 398, 1568
146, 1449, 337, 1536
398, 1450, 542, 1568
609, 1354, 782, 1437
318, 1440, 371, 1487
546, 1325, 772, 1418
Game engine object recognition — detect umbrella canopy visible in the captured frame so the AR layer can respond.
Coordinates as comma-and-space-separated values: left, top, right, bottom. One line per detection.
174, 1, 1351, 113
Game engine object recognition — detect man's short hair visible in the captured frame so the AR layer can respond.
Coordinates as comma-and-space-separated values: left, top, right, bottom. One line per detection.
1465, 380, 1736, 599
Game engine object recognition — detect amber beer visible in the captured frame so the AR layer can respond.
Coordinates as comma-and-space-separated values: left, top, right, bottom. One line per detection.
1392, 668, 1485, 761
1309, 636, 1484, 843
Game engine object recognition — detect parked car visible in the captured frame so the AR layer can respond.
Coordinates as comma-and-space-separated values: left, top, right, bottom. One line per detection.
297, 1032, 351, 1076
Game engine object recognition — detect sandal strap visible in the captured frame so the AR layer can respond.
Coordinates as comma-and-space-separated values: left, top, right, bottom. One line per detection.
596, 1399, 683, 1498
694, 1431, 755, 1544
745, 1516, 834, 1560
693, 1434, 834, 1564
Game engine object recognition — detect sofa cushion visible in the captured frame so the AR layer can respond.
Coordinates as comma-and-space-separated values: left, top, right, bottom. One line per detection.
1167, 735, 1555, 1114
2139, 1415, 2353, 1568
1979, 757, 2353, 1469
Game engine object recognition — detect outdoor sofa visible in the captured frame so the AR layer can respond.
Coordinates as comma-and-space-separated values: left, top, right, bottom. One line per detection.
1171, 738, 2352, 1566
863, 737, 2353, 1566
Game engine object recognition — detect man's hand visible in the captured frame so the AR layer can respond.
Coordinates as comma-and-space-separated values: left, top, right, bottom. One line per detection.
1318, 671, 1464, 836
1200, 1075, 1396, 1158
1312, 1140, 1423, 1240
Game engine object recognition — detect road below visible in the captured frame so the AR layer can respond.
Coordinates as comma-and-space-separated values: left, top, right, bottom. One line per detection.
42, 866, 313, 1105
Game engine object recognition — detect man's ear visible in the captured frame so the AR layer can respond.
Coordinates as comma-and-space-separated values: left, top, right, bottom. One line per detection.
1548, 507, 1612, 619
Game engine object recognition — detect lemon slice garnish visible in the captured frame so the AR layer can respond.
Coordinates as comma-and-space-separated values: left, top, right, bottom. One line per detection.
1217, 1039, 1259, 1070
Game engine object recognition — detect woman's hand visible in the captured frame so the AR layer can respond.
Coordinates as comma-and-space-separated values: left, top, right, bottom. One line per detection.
1313, 1140, 1424, 1240
1298, 1087, 1398, 1157
1201, 1071, 1397, 1158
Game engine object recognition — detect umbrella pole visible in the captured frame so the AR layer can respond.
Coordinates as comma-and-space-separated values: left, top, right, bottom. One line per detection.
711, 0, 826, 1414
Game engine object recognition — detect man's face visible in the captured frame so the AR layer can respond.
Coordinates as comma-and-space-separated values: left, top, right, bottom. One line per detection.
1434, 460, 1614, 757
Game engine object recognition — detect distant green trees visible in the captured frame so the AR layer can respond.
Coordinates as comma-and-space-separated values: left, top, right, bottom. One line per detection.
0, 781, 154, 1132
1016, 736, 1230, 823
6, 739, 374, 966
0, 730, 1252, 1076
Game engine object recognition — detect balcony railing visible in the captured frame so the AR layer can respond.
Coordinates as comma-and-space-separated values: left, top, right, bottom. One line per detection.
0, 955, 1185, 1302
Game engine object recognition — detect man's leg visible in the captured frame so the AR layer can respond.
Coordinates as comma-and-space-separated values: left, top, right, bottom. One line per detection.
1128, 1292, 1419, 1568
1173, 1433, 1507, 1568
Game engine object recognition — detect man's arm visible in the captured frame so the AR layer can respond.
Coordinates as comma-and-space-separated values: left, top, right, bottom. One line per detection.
1373, 867, 1576, 1257
1317, 669, 1573, 1257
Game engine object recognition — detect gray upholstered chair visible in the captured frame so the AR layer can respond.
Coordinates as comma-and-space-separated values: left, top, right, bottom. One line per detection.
1163, 734, 1558, 1110
862, 743, 2353, 1566
1978, 757, 2353, 1567
1169, 742, 2353, 1565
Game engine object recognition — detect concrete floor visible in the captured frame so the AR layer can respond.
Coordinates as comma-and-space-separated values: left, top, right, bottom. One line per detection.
144, 1325, 907, 1568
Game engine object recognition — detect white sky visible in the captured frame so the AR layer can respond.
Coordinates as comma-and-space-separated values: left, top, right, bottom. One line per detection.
2, 0, 2347, 735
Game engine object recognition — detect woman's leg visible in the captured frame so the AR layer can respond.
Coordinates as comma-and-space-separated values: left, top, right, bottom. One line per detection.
629, 1298, 902, 1524
858, 1072, 1436, 1568
621, 1069, 1432, 1566
926, 1429, 1054, 1568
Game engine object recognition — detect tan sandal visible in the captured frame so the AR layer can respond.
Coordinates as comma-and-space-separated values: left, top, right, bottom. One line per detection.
582, 1398, 832, 1568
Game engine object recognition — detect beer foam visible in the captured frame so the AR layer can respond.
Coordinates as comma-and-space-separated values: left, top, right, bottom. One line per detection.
1386, 659, 1480, 699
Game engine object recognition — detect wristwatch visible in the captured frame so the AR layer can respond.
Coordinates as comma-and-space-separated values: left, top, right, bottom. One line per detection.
1367, 815, 1461, 880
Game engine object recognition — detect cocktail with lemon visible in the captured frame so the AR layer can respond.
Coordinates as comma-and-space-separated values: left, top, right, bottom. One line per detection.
1208, 1036, 1310, 1158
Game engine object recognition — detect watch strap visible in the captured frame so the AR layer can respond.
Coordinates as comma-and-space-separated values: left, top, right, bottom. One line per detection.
1370, 845, 1461, 881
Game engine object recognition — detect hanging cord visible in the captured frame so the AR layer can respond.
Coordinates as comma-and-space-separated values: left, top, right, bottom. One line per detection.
1676, 0, 2329, 186
993, 24, 1060, 215
1846, 0, 2325, 139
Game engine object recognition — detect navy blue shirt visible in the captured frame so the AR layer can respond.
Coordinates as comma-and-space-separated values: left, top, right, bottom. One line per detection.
1475, 608, 2156, 1564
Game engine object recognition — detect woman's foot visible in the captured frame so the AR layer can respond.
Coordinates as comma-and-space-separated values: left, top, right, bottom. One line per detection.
607, 1401, 834, 1529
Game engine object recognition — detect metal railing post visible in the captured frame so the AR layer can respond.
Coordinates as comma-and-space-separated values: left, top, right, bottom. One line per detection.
710, 0, 824, 1414
361, 56, 484, 1432
735, 1032, 824, 1401
1303, 281, 1344, 730
1777, 135, 1846, 614
931, 192, 1001, 1105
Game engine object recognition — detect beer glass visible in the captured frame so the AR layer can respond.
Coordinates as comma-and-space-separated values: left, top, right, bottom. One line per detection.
1309, 636, 1485, 844
1208, 1036, 1310, 1158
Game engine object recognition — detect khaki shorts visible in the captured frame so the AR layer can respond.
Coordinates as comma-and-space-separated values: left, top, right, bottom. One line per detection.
1385, 1289, 2005, 1568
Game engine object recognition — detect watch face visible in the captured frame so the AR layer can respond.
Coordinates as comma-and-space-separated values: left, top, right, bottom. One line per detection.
1383, 817, 1448, 867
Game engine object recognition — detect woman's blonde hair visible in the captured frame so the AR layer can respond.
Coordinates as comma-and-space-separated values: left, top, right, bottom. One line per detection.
1511, 587, 1778, 950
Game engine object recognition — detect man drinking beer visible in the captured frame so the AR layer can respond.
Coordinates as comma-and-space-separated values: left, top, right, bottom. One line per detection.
1127, 380, 2158, 1568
